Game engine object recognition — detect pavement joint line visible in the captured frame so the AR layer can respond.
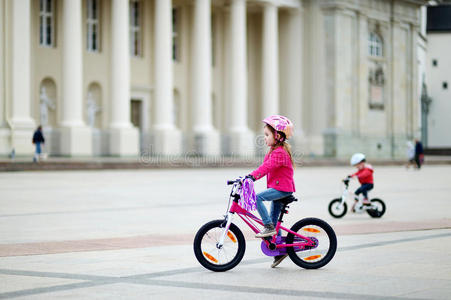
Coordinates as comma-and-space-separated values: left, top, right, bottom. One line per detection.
0, 280, 114, 300
1, 230, 450, 299
338, 231, 451, 252
135, 278, 430, 300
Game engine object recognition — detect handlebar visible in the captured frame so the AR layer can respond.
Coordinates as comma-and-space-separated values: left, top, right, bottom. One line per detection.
342, 177, 351, 186
227, 178, 242, 185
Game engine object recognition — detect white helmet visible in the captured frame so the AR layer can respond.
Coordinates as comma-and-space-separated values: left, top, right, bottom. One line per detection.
350, 153, 366, 166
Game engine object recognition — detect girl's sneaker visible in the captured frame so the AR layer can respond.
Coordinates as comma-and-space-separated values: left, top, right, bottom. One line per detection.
255, 224, 276, 238
271, 254, 288, 268
363, 198, 371, 205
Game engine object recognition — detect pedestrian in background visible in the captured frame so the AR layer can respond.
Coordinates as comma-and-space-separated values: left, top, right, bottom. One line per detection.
406, 141, 416, 169
32, 125, 45, 163
414, 139, 424, 169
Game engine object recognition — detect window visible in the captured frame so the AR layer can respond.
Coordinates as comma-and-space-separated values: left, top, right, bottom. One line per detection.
87, 0, 100, 52
172, 8, 180, 61
39, 0, 54, 47
443, 82, 448, 90
432, 59, 438, 67
368, 32, 383, 57
130, 0, 141, 57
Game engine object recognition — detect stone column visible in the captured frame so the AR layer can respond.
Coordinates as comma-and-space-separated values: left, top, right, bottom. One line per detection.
109, 0, 139, 156
228, 0, 254, 156
262, 2, 279, 118
390, 20, 410, 158
0, 0, 9, 155
191, 0, 220, 156
322, 7, 356, 157
153, 0, 181, 155
9, 0, 35, 155
60, 0, 92, 156
284, 8, 304, 151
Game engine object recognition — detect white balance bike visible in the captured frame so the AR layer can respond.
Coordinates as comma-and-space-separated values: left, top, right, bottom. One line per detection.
328, 178, 386, 218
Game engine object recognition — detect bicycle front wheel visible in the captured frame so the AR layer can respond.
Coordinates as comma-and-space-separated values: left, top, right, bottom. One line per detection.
286, 218, 337, 269
193, 219, 245, 272
328, 198, 347, 218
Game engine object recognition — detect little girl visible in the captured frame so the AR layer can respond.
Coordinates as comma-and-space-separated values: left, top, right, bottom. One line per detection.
247, 115, 295, 239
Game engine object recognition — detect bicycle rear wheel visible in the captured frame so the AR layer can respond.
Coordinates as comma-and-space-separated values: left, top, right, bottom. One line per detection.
286, 218, 337, 269
193, 219, 245, 272
367, 198, 386, 218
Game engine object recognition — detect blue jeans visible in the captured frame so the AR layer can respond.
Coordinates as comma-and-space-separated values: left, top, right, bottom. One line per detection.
355, 183, 374, 199
35, 142, 42, 155
256, 188, 292, 226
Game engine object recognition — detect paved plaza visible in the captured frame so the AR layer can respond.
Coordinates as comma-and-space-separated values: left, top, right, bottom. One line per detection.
0, 165, 451, 299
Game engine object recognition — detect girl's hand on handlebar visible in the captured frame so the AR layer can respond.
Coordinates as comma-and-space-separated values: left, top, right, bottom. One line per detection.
244, 174, 255, 182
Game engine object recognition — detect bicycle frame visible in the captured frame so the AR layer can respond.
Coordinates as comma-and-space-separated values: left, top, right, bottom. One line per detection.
339, 179, 376, 212
217, 183, 316, 251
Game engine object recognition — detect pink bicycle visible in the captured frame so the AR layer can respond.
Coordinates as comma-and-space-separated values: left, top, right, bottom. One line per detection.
193, 178, 337, 272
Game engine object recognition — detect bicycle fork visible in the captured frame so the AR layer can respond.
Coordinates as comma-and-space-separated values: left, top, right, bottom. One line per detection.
217, 212, 234, 248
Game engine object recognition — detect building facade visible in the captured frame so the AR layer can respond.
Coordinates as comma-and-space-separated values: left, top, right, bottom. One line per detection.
0, 0, 426, 158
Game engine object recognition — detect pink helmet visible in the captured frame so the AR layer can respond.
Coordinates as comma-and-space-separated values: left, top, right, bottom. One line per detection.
262, 115, 294, 140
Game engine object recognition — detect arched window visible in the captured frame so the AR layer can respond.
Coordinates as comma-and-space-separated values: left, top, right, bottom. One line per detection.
173, 89, 181, 129
86, 83, 102, 128
38, 78, 57, 127
368, 32, 383, 57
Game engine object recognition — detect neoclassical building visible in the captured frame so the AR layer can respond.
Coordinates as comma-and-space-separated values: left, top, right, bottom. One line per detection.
0, 0, 426, 158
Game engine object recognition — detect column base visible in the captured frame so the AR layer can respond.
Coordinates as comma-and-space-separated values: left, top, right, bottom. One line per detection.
60, 126, 93, 156
306, 134, 325, 157
289, 134, 307, 156
227, 128, 255, 157
109, 126, 139, 156
0, 128, 11, 156
8, 118, 35, 156
193, 128, 221, 156
10, 127, 35, 156
153, 127, 182, 156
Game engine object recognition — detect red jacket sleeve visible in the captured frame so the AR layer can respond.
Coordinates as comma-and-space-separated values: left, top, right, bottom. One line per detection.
250, 150, 286, 181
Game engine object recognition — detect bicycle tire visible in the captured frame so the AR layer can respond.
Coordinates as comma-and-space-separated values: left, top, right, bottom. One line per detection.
328, 198, 347, 218
367, 198, 386, 218
193, 219, 246, 272
286, 218, 337, 269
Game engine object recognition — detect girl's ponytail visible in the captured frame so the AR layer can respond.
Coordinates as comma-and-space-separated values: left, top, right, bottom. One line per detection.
282, 141, 295, 168
266, 124, 295, 167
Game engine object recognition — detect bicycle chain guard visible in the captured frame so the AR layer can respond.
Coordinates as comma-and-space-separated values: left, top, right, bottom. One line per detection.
260, 236, 319, 256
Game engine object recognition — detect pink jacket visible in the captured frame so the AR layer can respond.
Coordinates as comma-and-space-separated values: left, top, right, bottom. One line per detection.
250, 146, 296, 192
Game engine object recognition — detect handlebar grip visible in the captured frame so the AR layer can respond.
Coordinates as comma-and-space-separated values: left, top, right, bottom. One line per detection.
227, 180, 235, 185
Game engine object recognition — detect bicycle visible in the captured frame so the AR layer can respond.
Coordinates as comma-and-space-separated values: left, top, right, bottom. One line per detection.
193, 178, 337, 272
328, 178, 386, 218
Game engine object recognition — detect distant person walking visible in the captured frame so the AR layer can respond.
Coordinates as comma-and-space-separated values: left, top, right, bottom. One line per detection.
32, 126, 45, 163
414, 139, 424, 169
406, 141, 416, 169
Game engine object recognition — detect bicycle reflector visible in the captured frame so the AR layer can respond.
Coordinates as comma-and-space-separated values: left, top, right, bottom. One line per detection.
227, 231, 237, 243
203, 252, 218, 263
303, 228, 321, 233
304, 255, 321, 261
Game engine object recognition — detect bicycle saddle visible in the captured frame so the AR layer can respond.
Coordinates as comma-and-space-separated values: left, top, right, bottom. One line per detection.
276, 195, 298, 204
